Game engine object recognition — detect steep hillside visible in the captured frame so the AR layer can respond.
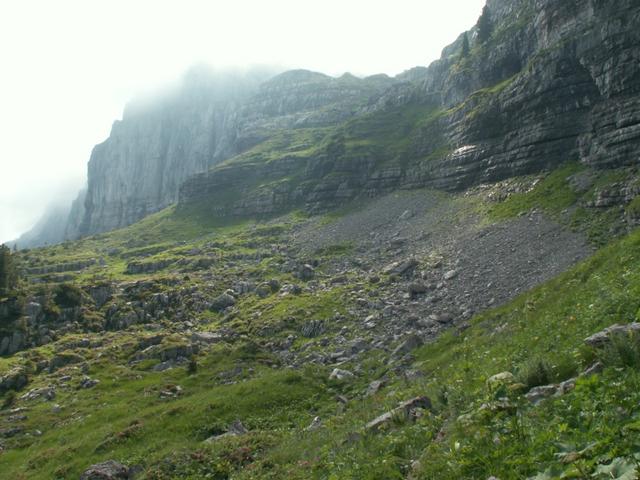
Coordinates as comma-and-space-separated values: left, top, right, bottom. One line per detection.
78, 68, 395, 238
3, 0, 640, 478
2, 165, 640, 478
18, 0, 640, 247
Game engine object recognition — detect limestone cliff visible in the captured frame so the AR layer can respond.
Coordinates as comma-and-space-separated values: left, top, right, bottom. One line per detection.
179, 0, 640, 217
76, 67, 395, 236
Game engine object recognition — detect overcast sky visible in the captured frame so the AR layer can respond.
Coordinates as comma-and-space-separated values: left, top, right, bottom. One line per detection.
0, 0, 485, 243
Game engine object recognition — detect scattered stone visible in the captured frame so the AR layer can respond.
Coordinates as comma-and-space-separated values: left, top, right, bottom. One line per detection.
391, 334, 423, 359
255, 283, 272, 298
20, 387, 55, 402
210, 293, 236, 312
408, 282, 429, 297
329, 368, 355, 381
0, 369, 28, 394
584, 323, 640, 348
79, 376, 100, 389
80, 460, 131, 480
581, 361, 604, 377
159, 385, 183, 399
486, 372, 516, 390
299, 264, 316, 281
525, 385, 558, 405
556, 378, 576, 396
443, 270, 459, 281
191, 331, 224, 344
365, 379, 385, 397
384, 258, 418, 276
48, 352, 84, 373
365, 397, 432, 432
305, 416, 322, 431
0, 426, 24, 438
479, 398, 516, 414
204, 420, 248, 443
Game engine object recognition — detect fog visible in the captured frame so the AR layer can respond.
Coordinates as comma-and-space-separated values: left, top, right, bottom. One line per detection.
0, 0, 486, 244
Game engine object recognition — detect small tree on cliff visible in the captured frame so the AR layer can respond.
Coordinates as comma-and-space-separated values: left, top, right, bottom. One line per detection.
0, 244, 18, 296
461, 32, 470, 57
477, 6, 493, 44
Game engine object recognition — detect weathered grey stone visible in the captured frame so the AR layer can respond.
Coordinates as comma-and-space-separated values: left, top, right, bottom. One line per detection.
204, 420, 248, 443
365, 396, 432, 432
365, 379, 386, 397
525, 385, 558, 405
329, 368, 355, 381
299, 264, 315, 281
391, 334, 423, 358
486, 372, 516, 390
584, 323, 640, 348
210, 293, 236, 312
80, 460, 130, 480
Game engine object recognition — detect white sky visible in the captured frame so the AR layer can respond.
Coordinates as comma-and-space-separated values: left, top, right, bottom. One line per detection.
0, 0, 485, 243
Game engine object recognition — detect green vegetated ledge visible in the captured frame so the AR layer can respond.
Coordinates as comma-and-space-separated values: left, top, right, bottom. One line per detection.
177, 101, 451, 221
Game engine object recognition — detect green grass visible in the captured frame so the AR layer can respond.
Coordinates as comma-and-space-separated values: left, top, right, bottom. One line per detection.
228, 227, 640, 479
486, 163, 632, 246
0, 340, 332, 480
488, 163, 582, 219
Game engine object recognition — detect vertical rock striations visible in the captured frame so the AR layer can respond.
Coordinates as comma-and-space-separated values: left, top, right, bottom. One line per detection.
76, 68, 395, 236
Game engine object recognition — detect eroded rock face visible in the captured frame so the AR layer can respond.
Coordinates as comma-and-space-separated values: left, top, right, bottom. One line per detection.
80, 460, 131, 480
21, 0, 640, 242
178, 0, 640, 218
75, 68, 395, 237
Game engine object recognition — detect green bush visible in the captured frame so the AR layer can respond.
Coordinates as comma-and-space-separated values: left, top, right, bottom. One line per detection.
53, 283, 84, 308
518, 358, 553, 389
598, 331, 640, 369
1, 390, 16, 410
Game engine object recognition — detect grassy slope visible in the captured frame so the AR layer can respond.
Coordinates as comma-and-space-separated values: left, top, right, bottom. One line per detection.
227, 227, 640, 480
2, 183, 640, 478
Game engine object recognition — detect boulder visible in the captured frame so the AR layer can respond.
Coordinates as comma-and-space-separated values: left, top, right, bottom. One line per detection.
391, 334, 423, 358
0, 369, 28, 394
383, 258, 418, 276
365, 396, 432, 432
329, 368, 355, 381
407, 283, 430, 297
486, 372, 516, 390
80, 460, 131, 480
210, 293, 236, 312
584, 322, 640, 348
299, 264, 315, 281
525, 385, 558, 405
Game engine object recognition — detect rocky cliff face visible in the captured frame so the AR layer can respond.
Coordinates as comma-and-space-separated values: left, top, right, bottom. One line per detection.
21, 0, 640, 242
179, 0, 640, 218
75, 68, 396, 236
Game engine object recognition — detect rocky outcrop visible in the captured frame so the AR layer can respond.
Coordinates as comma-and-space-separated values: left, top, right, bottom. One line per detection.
73, 67, 395, 237
179, 0, 640, 218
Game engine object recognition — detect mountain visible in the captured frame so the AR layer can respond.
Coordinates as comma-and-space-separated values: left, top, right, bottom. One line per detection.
78, 67, 396, 237
18, 0, 640, 246
178, 0, 640, 218
12, 190, 87, 249
2, 0, 640, 478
